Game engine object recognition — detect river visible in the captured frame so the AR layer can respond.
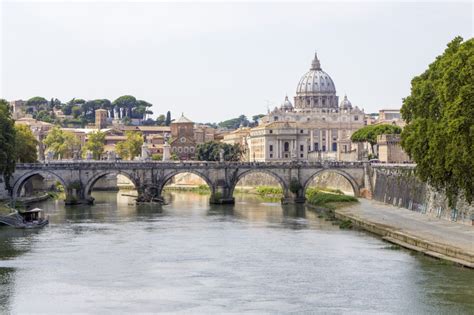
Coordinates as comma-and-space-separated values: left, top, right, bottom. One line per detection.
0, 191, 473, 314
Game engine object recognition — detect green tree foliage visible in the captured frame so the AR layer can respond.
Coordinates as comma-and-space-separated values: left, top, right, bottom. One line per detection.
14, 124, 38, 163
289, 178, 302, 194
34, 110, 56, 123
63, 98, 86, 115
400, 36, 474, 207
156, 114, 166, 126
49, 98, 62, 110
71, 106, 82, 118
82, 99, 112, 123
43, 126, 80, 159
83, 131, 106, 160
0, 99, 16, 191
115, 131, 144, 160
351, 124, 402, 154
251, 114, 265, 126
26, 96, 48, 111
151, 153, 162, 161
165, 111, 171, 126
196, 141, 243, 161
218, 115, 249, 130
112, 95, 153, 120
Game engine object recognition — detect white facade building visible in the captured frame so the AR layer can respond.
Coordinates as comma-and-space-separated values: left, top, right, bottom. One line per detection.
249, 53, 365, 162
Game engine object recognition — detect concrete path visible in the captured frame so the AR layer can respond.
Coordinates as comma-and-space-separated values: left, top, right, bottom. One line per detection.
336, 199, 474, 267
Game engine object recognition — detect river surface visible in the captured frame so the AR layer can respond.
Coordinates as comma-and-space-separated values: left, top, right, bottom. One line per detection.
0, 191, 473, 314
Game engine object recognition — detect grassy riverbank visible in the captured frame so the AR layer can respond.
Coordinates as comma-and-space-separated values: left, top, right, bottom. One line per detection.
164, 185, 211, 195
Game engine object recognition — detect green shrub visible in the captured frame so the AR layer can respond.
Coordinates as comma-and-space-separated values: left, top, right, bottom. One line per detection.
306, 191, 357, 208
255, 186, 283, 197
289, 178, 302, 194
152, 154, 162, 161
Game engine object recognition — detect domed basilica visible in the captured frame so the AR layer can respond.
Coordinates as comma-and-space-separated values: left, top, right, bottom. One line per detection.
249, 53, 365, 162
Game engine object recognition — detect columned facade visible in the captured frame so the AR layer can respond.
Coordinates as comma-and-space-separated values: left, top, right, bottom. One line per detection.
250, 53, 365, 162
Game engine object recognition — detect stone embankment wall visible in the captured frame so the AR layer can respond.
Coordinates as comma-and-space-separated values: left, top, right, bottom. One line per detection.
0, 179, 8, 200
371, 166, 474, 225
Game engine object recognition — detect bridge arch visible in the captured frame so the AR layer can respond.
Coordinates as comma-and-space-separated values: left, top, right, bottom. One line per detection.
83, 170, 139, 200
229, 169, 289, 198
303, 169, 360, 197
12, 170, 68, 198
157, 170, 215, 197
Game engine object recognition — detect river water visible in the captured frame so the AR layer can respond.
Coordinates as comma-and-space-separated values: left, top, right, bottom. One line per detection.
0, 191, 473, 314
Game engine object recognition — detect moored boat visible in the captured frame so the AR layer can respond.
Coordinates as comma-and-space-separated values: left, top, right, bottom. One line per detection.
0, 208, 49, 229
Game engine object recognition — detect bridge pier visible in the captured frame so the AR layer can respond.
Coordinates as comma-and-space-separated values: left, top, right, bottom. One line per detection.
210, 184, 235, 205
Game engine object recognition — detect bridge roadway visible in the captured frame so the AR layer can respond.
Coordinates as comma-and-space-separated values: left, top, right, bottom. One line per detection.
11, 161, 369, 205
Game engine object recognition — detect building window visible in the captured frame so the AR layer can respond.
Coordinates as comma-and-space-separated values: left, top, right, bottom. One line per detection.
190, 147, 195, 153
332, 143, 337, 152
270, 154, 273, 158
269, 130, 273, 134
269, 145, 273, 152
300, 145, 304, 151
314, 143, 319, 151
284, 154, 289, 158
274, 116, 279, 121
300, 129, 303, 134
178, 147, 182, 153
343, 145, 348, 153
284, 142, 289, 152
322, 145, 326, 152
354, 115, 359, 121
184, 147, 189, 153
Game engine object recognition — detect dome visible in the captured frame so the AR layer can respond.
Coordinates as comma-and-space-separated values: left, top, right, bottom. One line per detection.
340, 95, 352, 109
296, 53, 336, 95
280, 95, 293, 110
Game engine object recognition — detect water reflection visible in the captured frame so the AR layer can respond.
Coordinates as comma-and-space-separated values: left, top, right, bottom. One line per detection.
0, 191, 472, 313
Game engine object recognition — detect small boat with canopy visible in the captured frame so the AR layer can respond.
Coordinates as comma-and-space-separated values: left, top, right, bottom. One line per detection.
0, 208, 49, 229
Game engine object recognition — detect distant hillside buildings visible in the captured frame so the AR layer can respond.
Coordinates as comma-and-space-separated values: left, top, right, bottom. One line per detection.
10, 52, 408, 163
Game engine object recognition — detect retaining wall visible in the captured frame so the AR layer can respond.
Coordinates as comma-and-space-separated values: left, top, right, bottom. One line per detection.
372, 166, 474, 225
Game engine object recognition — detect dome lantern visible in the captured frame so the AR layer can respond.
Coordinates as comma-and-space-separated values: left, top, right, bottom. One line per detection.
310, 52, 321, 70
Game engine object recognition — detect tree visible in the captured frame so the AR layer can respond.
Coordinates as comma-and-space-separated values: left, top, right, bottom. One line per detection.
115, 141, 129, 160
43, 126, 80, 159
400, 36, 474, 207
35, 110, 56, 123
136, 100, 153, 119
83, 131, 106, 160
165, 111, 171, 126
115, 131, 143, 160
252, 114, 265, 126
156, 114, 166, 126
142, 118, 157, 126
196, 141, 243, 161
71, 106, 82, 118
82, 99, 111, 123
218, 115, 250, 130
14, 124, 38, 163
351, 124, 402, 155
0, 99, 16, 191
63, 98, 85, 115
25, 96, 48, 111
113, 95, 137, 119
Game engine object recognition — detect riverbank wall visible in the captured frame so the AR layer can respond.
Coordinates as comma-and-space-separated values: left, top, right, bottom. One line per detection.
334, 201, 474, 268
371, 165, 474, 225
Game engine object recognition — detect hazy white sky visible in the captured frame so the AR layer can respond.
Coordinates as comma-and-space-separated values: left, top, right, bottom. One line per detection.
1, 1, 472, 122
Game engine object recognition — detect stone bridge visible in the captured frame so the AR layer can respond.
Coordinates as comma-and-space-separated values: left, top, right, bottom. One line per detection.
10, 161, 371, 205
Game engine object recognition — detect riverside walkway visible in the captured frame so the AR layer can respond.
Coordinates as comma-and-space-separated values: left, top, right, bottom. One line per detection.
336, 199, 474, 268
